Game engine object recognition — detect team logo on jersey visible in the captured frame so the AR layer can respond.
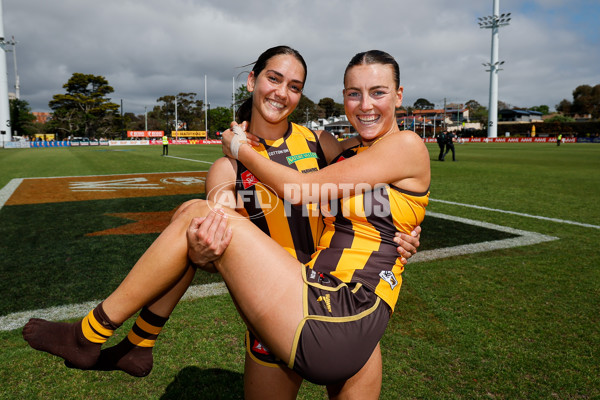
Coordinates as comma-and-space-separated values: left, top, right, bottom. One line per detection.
317, 294, 332, 313
241, 170, 259, 189
309, 269, 330, 284
379, 270, 398, 290
335, 156, 347, 163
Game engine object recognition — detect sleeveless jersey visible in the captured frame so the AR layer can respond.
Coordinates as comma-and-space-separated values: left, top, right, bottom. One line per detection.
235, 123, 327, 263
306, 144, 429, 311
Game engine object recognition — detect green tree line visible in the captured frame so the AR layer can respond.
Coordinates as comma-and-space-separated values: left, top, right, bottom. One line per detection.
12, 73, 348, 140
9, 73, 600, 139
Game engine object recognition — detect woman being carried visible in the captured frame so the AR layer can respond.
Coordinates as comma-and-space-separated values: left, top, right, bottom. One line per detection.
23, 49, 429, 390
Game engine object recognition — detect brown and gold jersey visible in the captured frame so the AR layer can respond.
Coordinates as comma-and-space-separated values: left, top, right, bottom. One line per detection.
235, 123, 327, 263
307, 145, 429, 311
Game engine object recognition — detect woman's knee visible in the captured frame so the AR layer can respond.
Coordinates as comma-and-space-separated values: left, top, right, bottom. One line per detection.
171, 199, 209, 222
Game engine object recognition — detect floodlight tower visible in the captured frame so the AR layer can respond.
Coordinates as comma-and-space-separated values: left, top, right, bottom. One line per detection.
478, 0, 510, 138
11, 35, 19, 99
0, 0, 12, 144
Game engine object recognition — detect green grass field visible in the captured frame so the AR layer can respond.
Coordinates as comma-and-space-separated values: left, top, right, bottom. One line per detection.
0, 142, 599, 399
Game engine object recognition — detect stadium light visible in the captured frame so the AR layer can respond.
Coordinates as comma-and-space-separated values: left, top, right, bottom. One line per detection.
0, 0, 12, 144
1, 35, 17, 99
479, 0, 510, 138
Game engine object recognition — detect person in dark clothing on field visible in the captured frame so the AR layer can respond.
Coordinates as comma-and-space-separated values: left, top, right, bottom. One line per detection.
444, 131, 457, 161
437, 131, 446, 161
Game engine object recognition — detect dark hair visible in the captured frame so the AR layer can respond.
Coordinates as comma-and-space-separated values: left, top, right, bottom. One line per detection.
343, 50, 400, 89
236, 45, 307, 123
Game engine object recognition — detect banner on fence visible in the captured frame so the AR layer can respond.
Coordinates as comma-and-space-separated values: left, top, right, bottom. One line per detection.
127, 131, 164, 138
423, 137, 578, 143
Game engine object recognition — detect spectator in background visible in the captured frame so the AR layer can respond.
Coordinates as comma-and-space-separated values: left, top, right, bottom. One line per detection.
436, 131, 447, 161
444, 131, 457, 161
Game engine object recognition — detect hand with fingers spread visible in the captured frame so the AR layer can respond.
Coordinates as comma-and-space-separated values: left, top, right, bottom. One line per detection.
186, 208, 233, 272
394, 225, 421, 265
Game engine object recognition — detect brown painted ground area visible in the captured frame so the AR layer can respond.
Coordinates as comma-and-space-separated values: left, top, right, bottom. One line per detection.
6, 172, 208, 235
6, 172, 207, 205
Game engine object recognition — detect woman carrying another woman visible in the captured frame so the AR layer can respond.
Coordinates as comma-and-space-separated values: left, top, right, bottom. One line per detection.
23, 47, 422, 398
24, 51, 430, 396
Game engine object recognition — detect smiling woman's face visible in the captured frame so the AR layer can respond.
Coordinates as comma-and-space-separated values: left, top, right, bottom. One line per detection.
343, 63, 403, 144
247, 54, 306, 126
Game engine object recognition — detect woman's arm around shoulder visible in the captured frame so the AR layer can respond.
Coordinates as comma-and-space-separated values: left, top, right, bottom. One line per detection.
314, 129, 344, 164
234, 129, 428, 203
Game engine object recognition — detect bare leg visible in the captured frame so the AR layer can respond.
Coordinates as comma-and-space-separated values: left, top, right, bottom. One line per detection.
326, 344, 382, 400
189, 200, 305, 363
24, 199, 304, 370
244, 344, 382, 400
69, 199, 218, 376
100, 201, 198, 323
244, 355, 303, 400
23, 199, 206, 368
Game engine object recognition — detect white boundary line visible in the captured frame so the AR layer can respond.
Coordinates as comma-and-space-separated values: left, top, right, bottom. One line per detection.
409, 211, 558, 263
0, 212, 558, 331
430, 198, 600, 230
0, 178, 23, 210
0, 283, 228, 332
164, 155, 214, 164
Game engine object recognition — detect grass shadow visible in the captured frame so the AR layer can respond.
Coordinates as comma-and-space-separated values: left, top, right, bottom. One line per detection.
161, 366, 244, 399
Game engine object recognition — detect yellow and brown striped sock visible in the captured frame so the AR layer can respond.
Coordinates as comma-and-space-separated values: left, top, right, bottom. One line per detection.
92, 306, 169, 377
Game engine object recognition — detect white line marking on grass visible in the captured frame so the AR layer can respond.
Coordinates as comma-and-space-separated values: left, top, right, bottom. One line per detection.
430, 198, 599, 230
409, 212, 558, 263
0, 178, 23, 210
165, 155, 214, 164
0, 283, 228, 332
0, 213, 558, 331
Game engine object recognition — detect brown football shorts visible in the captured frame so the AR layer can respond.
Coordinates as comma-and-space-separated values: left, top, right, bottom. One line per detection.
288, 266, 391, 385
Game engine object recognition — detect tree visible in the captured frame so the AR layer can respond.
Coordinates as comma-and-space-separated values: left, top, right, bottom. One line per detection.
48, 73, 121, 139
465, 99, 482, 110
333, 102, 345, 117
555, 84, 600, 118
208, 106, 234, 137
318, 97, 334, 118
529, 105, 550, 115
177, 92, 204, 130
572, 84, 600, 118
498, 100, 511, 110
235, 84, 251, 105
465, 99, 488, 124
156, 93, 204, 134
9, 98, 36, 137
556, 99, 572, 115
413, 98, 434, 110
289, 95, 318, 125
544, 114, 575, 123
317, 97, 344, 118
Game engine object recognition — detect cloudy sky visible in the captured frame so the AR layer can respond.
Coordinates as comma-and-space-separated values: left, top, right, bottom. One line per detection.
3, 0, 599, 115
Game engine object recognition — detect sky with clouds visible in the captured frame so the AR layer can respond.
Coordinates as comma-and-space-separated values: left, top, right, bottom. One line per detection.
3, 0, 599, 115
